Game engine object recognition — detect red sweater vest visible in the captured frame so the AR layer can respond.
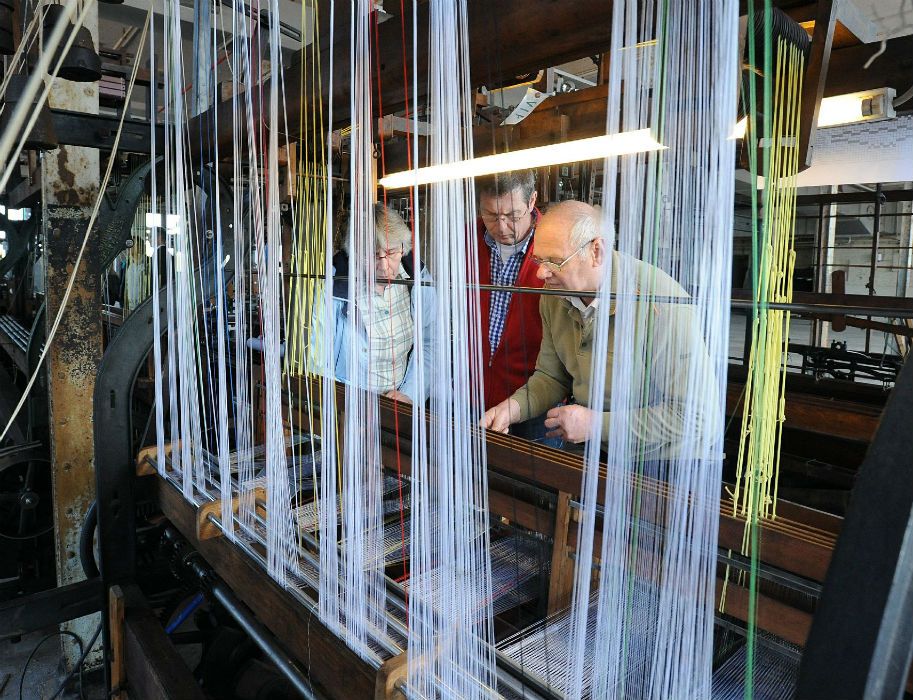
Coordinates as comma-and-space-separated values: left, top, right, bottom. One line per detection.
476, 220, 544, 408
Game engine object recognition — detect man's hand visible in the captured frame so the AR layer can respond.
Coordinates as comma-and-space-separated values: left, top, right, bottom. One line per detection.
544, 405, 594, 443
384, 390, 412, 404
481, 398, 521, 433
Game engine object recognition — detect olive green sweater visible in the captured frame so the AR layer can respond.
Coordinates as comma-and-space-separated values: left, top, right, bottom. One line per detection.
509, 253, 720, 457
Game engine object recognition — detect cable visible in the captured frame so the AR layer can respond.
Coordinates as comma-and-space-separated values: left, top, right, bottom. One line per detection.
79, 499, 99, 579
18, 629, 85, 700
48, 624, 101, 700
164, 592, 205, 634
862, 39, 886, 70
893, 84, 913, 109
0, 525, 54, 541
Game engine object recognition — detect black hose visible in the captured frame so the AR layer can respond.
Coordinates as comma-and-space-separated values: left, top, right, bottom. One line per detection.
748, 7, 811, 67
79, 499, 99, 579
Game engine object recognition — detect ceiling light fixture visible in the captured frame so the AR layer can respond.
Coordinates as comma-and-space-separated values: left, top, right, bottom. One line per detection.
378, 129, 666, 190
731, 87, 897, 139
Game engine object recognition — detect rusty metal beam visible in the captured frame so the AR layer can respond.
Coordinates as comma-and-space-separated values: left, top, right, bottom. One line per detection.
41, 2, 103, 672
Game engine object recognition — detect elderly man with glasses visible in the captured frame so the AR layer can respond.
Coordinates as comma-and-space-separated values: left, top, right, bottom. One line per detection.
481, 200, 718, 452
329, 203, 434, 404
474, 170, 552, 441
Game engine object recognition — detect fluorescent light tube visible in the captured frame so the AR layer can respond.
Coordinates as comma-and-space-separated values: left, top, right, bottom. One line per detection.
378, 129, 665, 190
817, 88, 895, 127
732, 87, 896, 140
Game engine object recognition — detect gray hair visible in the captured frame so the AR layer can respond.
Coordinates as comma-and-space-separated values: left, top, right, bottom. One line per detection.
373, 203, 413, 254
475, 169, 537, 203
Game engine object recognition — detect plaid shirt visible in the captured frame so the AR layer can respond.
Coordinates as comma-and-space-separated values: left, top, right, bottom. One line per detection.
484, 215, 537, 355
361, 266, 414, 393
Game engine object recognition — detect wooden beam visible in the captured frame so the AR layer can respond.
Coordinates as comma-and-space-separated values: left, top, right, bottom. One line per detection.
109, 586, 126, 700
716, 577, 813, 647
725, 381, 881, 444
823, 34, 913, 97
122, 585, 206, 700
546, 492, 575, 614
799, 0, 837, 168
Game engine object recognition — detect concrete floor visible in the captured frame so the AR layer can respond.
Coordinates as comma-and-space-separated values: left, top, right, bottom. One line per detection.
0, 626, 104, 700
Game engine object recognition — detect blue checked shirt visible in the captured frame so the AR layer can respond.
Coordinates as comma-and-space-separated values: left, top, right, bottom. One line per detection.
484, 218, 537, 356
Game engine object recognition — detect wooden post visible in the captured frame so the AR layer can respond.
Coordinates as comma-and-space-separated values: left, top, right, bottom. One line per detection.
547, 491, 576, 614
109, 586, 126, 700
798, 0, 836, 168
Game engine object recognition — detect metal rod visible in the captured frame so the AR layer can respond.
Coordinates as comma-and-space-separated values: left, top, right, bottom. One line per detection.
286, 274, 913, 318
163, 528, 322, 700
866, 185, 885, 352
209, 577, 320, 699
714, 616, 803, 662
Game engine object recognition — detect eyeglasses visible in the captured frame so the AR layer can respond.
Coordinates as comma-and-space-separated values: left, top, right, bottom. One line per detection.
375, 244, 404, 260
479, 206, 532, 224
532, 239, 595, 272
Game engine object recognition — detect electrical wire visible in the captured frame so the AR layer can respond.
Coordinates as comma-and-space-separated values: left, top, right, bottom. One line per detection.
18, 629, 84, 700
48, 624, 101, 700
893, 84, 913, 109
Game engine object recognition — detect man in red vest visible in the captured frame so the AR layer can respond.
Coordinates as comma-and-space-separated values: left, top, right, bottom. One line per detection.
474, 170, 549, 441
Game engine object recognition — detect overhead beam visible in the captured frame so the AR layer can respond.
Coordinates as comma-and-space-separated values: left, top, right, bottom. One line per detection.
799, 0, 837, 168
189, 0, 615, 162
823, 34, 913, 97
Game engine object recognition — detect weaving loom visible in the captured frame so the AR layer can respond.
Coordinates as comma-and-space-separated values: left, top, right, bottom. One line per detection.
68, 1, 912, 699
130, 0, 805, 696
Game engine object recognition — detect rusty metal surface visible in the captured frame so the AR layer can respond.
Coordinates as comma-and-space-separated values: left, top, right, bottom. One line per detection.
43, 196, 103, 669
42, 3, 103, 665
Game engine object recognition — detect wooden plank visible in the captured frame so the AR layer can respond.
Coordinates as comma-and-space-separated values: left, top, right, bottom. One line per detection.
726, 381, 880, 443
547, 492, 576, 615
562, 499, 835, 583
798, 0, 836, 168
380, 443, 554, 537
823, 34, 913, 98
123, 587, 206, 700
109, 586, 126, 700
153, 477, 377, 700
488, 489, 555, 538
716, 577, 813, 647
717, 513, 834, 583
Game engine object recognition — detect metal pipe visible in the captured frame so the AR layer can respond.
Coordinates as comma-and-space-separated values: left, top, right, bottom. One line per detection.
164, 528, 322, 700
865, 186, 885, 351
209, 580, 320, 700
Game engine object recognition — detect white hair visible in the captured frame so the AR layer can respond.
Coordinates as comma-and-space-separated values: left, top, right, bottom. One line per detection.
554, 201, 609, 250
373, 203, 413, 254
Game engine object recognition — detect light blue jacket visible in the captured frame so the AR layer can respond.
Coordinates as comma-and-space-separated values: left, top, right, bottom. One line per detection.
329, 252, 436, 402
